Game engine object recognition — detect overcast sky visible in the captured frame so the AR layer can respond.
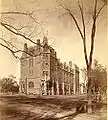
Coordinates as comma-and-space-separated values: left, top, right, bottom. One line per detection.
0, 0, 107, 81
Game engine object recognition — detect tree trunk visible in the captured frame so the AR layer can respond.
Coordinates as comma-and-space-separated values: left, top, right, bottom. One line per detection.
87, 67, 92, 113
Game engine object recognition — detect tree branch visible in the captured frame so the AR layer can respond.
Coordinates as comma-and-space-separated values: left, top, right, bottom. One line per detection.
28, 14, 42, 26
14, 50, 34, 57
0, 40, 39, 59
0, 37, 11, 47
0, 11, 32, 16
1, 11, 43, 32
89, 0, 97, 67
0, 22, 43, 47
78, 1, 89, 67
60, 4, 84, 39
96, 3, 106, 18
0, 43, 18, 59
60, 3, 89, 67
78, 1, 86, 39
58, 12, 69, 19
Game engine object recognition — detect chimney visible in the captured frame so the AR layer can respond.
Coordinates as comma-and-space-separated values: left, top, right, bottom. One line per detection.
73, 64, 79, 73
57, 58, 60, 63
37, 39, 40, 51
64, 62, 66, 69
37, 39, 40, 45
69, 61, 72, 69
55, 51, 57, 57
24, 43, 28, 52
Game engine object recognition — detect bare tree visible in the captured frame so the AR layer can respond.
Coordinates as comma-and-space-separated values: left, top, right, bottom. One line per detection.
0, 0, 106, 114
57, 0, 106, 113
0, 0, 44, 59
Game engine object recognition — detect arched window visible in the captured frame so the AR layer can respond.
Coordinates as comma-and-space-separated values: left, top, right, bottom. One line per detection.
28, 81, 34, 88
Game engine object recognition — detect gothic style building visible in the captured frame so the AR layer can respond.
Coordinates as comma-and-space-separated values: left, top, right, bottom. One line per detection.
19, 37, 80, 95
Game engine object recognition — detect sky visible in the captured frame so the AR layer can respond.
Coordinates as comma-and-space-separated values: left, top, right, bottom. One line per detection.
0, 0, 107, 82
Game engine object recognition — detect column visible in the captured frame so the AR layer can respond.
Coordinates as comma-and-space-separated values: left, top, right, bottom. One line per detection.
73, 81, 76, 94
19, 81, 22, 93
73, 70, 76, 94
62, 82, 65, 95
44, 82, 47, 95
52, 86, 54, 95
69, 84, 71, 95
25, 78, 28, 94
44, 75, 47, 95
56, 81, 59, 95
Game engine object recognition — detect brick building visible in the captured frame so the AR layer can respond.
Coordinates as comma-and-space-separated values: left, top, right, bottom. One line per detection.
19, 36, 80, 95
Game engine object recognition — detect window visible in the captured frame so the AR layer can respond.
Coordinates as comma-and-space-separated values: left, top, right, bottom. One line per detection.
21, 59, 27, 66
29, 58, 33, 67
45, 63, 48, 65
46, 71, 48, 76
42, 83, 44, 86
46, 54, 48, 57
23, 83, 25, 88
28, 81, 34, 88
29, 69, 33, 75
43, 71, 48, 76
43, 71, 45, 76
43, 54, 48, 60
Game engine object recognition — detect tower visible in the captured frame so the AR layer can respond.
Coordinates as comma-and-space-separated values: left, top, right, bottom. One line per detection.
41, 36, 51, 95
43, 36, 48, 45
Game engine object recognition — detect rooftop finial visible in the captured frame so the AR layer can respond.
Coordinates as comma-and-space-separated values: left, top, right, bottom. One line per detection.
46, 30, 48, 37
43, 30, 48, 45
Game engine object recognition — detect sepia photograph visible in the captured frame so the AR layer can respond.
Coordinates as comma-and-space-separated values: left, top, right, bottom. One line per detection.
0, 0, 107, 120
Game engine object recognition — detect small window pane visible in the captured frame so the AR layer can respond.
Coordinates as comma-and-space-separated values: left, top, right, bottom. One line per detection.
28, 81, 34, 88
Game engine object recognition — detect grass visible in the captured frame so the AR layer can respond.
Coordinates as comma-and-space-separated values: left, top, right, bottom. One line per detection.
0, 94, 107, 120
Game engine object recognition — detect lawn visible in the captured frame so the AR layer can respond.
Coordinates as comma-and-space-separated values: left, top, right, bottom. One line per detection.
0, 94, 107, 120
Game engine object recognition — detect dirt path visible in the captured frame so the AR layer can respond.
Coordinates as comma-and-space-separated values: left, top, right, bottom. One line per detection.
0, 97, 76, 120
0, 95, 107, 120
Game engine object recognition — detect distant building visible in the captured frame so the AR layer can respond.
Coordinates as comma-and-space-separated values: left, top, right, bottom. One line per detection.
19, 36, 80, 95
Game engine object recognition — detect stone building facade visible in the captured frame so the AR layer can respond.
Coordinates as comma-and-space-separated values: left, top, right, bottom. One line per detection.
19, 37, 80, 95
